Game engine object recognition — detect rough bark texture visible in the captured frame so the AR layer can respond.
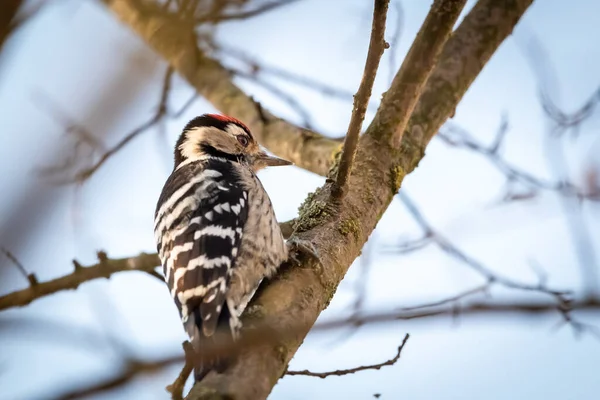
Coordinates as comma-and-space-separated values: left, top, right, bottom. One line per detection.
101, 0, 534, 399
376, 0, 466, 147
103, 0, 341, 176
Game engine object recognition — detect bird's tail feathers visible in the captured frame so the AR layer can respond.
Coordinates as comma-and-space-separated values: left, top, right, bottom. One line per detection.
185, 306, 235, 382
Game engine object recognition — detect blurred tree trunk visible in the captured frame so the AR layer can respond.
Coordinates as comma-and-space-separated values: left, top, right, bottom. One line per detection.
0, 0, 23, 52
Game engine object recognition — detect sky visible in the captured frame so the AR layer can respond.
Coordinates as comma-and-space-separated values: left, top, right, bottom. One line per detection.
1, 0, 600, 399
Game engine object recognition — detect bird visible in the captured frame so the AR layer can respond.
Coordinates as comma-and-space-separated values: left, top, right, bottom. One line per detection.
154, 113, 300, 381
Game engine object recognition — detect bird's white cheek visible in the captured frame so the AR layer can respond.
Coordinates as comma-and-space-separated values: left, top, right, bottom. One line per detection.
179, 139, 200, 159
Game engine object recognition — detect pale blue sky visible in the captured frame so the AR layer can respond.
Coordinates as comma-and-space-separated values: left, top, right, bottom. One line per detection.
1, 1, 599, 399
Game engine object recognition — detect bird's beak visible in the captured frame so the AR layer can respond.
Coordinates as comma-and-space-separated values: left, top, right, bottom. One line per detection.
252, 151, 293, 169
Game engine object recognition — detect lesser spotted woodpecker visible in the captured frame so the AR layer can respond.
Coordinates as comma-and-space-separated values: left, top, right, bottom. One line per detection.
154, 114, 296, 381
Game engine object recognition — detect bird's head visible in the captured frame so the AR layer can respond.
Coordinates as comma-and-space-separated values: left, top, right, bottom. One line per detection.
174, 114, 292, 171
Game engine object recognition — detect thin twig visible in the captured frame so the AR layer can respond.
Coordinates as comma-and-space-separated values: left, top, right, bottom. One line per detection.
332, 0, 390, 198
398, 284, 490, 312
196, 0, 300, 24
51, 356, 183, 400
77, 66, 174, 181
398, 192, 568, 298
396, 191, 585, 329
437, 122, 600, 201
214, 43, 356, 101
0, 253, 160, 311
386, 1, 404, 85
286, 333, 409, 378
0, 247, 35, 285
166, 341, 195, 400
232, 68, 315, 128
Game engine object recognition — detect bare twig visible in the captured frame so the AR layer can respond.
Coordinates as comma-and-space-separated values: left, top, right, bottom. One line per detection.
166, 341, 195, 400
196, 0, 300, 24
232, 68, 315, 128
386, 1, 404, 85
398, 285, 490, 312
0, 220, 297, 312
0, 253, 160, 311
169, 93, 198, 118
214, 43, 356, 101
33, 92, 106, 182
520, 33, 600, 298
76, 66, 175, 181
286, 333, 409, 378
1, 247, 37, 286
51, 356, 183, 400
540, 88, 600, 138
332, 0, 390, 198
437, 122, 600, 201
397, 192, 569, 298
396, 191, 580, 329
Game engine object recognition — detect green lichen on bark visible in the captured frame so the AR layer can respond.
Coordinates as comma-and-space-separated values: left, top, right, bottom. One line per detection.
389, 164, 405, 194
363, 185, 376, 204
321, 279, 339, 309
338, 218, 361, 240
326, 142, 344, 180
295, 188, 333, 233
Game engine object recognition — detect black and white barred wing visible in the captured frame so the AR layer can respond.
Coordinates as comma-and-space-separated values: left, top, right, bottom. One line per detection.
154, 164, 248, 343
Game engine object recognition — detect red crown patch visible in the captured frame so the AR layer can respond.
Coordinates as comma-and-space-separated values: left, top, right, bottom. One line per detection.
206, 114, 251, 134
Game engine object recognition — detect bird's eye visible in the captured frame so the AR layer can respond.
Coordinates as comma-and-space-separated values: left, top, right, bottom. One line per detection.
237, 136, 249, 147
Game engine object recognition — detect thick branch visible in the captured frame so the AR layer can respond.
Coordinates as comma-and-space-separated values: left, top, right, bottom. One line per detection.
0, 253, 159, 311
186, 1, 532, 399
102, 0, 342, 176
374, 0, 466, 147
332, 0, 390, 197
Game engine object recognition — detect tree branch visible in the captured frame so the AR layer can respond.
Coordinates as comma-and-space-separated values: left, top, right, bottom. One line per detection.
94, 0, 534, 398
76, 66, 174, 181
102, 0, 342, 176
195, 0, 300, 24
0, 220, 294, 312
437, 121, 600, 201
187, 0, 548, 398
0, 252, 160, 311
332, 0, 390, 198
45, 297, 600, 399
51, 355, 183, 400
373, 0, 466, 148
286, 333, 409, 378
